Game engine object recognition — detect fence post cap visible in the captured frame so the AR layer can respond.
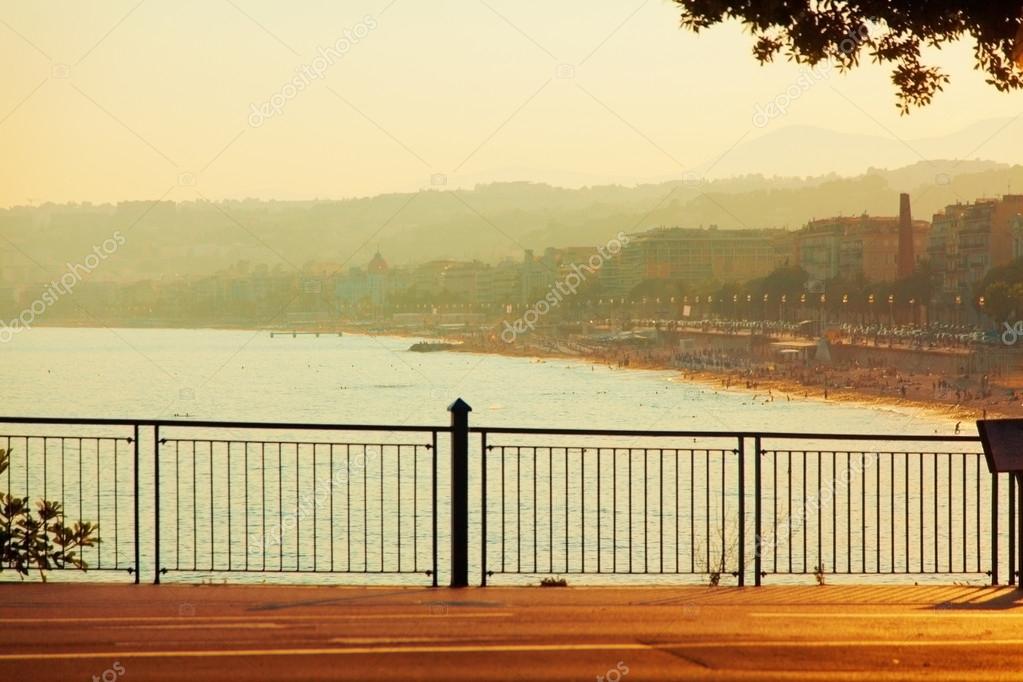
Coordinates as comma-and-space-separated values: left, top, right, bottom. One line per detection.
447, 397, 473, 413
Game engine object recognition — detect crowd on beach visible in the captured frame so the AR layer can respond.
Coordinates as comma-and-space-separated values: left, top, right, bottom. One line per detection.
447, 325, 1017, 419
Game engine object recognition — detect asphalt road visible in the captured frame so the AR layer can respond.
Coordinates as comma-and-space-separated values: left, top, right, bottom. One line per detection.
3, 583, 1023, 680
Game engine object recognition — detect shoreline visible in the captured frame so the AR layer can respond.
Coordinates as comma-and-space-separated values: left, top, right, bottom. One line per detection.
30, 322, 1014, 424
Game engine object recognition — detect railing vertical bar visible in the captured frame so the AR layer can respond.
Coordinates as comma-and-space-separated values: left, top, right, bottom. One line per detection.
597, 448, 602, 574
330, 445, 334, 573
860, 452, 866, 574
548, 447, 553, 573
1011, 463, 1017, 585
722, 450, 727, 576
802, 451, 807, 574
431, 431, 438, 587
379, 445, 385, 573
501, 446, 506, 573
847, 452, 852, 574
947, 454, 952, 574
690, 449, 694, 574
817, 451, 822, 574
832, 451, 837, 574
613, 449, 618, 573
412, 443, 417, 573
876, 453, 881, 573
517, 447, 522, 574
392, 445, 396, 572
788, 451, 793, 573
659, 448, 664, 575
920, 456, 928, 572
95, 439, 102, 569
643, 448, 648, 574
564, 447, 569, 574
933, 455, 938, 574
245, 444, 250, 572
754, 436, 762, 586
345, 444, 351, 572
581, 448, 586, 572
227, 442, 232, 571
210, 442, 215, 572
536, 445, 544, 572
890, 453, 895, 574
279, 444, 284, 571
629, 449, 634, 574
188, 442, 196, 571
261, 444, 266, 572
905, 453, 910, 574
737, 438, 745, 587
705, 450, 710, 575
133, 425, 140, 584
175, 442, 180, 571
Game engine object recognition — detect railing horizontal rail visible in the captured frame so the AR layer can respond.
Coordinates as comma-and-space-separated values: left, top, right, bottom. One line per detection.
0, 417, 449, 433
475, 427, 980, 442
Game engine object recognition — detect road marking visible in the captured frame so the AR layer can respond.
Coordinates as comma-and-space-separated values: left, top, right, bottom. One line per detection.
0, 642, 652, 662
3, 612, 512, 625
752, 611, 1023, 619
660, 639, 1023, 649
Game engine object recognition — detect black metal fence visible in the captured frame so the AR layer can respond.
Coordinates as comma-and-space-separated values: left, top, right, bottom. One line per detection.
153, 422, 441, 583
1, 407, 1018, 587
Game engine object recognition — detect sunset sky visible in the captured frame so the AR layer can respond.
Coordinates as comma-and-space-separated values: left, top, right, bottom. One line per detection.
2, 0, 1022, 207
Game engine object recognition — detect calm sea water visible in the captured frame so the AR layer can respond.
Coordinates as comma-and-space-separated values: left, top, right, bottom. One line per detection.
1, 328, 995, 587
0, 327, 955, 433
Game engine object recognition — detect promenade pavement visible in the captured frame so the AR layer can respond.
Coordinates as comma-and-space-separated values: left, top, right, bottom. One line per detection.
3, 583, 1023, 680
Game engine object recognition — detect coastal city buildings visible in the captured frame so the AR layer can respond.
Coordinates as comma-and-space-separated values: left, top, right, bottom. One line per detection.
601, 226, 785, 296
11, 192, 1023, 329
793, 212, 929, 286
928, 194, 1023, 317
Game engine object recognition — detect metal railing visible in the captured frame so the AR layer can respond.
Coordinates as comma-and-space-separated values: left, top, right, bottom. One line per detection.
1, 406, 1017, 588
152, 421, 443, 584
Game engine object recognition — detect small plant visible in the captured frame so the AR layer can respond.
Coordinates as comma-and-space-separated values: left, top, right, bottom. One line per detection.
0, 448, 100, 581
814, 564, 827, 586
539, 576, 568, 587
708, 570, 722, 587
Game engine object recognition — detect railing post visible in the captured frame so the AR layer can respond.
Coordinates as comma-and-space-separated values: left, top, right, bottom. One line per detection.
754, 435, 762, 587
1017, 474, 1023, 590
154, 425, 161, 585
480, 430, 488, 587
448, 398, 472, 588
992, 471, 999, 586
737, 437, 745, 587
1011, 473, 1016, 586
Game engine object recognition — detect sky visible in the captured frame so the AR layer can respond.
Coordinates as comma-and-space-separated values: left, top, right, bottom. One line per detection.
2, 0, 1022, 208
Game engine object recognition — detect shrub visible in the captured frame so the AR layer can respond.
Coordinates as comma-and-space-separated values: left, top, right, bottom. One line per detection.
0, 448, 99, 581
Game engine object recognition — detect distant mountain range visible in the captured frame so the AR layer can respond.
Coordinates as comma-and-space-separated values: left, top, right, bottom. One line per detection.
2, 154, 1022, 286
692, 117, 1022, 179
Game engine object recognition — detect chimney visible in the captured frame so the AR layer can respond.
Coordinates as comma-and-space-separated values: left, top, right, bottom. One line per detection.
897, 192, 914, 278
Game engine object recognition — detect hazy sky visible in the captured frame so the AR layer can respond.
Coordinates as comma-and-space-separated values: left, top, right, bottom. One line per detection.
2, 0, 1022, 207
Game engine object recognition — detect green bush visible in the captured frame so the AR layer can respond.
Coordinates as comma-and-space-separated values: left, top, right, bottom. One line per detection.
0, 448, 99, 580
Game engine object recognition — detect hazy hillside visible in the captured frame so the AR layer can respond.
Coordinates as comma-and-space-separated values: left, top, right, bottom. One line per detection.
1, 160, 1020, 286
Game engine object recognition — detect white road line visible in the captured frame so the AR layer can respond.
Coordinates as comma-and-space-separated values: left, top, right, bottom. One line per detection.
752, 611, 1023, 618
0, 642, 652, 662
2, 612, 512, 625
